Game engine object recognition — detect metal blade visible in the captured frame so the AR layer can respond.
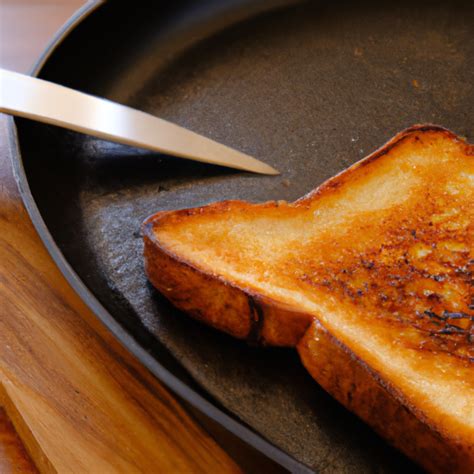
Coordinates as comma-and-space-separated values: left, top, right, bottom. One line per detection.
0, 68, 279, 175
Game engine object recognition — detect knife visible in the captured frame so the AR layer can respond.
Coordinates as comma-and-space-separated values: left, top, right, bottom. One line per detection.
0, 68, 278, 175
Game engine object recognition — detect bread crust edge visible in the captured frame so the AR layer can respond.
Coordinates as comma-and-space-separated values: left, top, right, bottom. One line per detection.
143, 227, 313, 346
297, 320, 474, 474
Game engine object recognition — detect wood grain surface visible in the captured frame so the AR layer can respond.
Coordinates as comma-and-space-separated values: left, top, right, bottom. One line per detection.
0, 409, 37, 473
0, 2, 281, 473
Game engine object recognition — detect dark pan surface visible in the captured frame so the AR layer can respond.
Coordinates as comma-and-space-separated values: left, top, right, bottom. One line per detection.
15, 0, 472, 471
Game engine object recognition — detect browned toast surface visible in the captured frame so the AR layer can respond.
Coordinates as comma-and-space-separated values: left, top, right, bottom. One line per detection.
143, 125, 474, 473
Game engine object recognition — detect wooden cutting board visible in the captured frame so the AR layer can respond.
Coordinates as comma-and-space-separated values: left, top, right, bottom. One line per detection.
0, 2, 283, 472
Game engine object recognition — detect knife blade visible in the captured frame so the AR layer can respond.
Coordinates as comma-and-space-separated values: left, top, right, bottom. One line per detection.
0, 68, 278, 175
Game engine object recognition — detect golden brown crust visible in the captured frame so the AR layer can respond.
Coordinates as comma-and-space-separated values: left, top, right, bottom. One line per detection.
144, 230, 252, 339
298, 320, 474, 474
142, 124, 474, 472
297, 124, 470, 204
143, 219, 313, 345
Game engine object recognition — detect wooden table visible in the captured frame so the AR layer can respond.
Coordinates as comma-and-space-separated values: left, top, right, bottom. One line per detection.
0, 2, 282, 472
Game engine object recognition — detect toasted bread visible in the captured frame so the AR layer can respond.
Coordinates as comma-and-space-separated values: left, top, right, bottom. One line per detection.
143, 125, 474, 473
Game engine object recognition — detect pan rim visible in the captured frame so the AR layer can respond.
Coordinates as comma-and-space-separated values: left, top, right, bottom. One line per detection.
6, 1, 312, 472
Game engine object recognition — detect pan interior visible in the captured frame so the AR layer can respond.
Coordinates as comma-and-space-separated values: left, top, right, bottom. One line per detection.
18, 0, 472, 471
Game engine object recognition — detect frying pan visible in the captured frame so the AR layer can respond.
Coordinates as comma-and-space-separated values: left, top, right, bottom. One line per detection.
8, 0, 473, 472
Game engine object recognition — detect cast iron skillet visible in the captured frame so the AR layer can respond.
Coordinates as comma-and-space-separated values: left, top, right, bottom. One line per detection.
8, 0, 473, 472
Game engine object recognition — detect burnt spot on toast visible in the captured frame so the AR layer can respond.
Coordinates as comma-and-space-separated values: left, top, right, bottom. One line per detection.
296, 190, 473, 363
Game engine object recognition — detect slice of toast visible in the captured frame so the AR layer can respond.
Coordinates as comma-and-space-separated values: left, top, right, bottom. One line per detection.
143, 125, 474, 473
